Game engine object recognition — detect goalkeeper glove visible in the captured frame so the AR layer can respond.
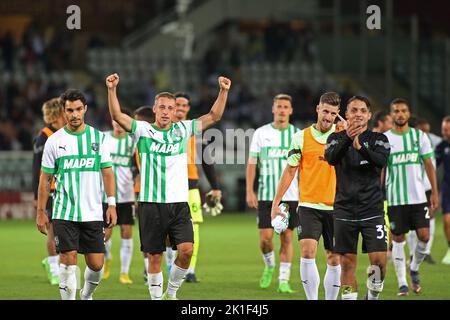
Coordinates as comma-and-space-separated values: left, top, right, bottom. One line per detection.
203, 190, 223, 216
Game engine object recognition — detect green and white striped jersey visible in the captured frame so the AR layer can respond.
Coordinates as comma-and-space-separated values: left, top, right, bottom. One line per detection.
249, 123, 299, 201
102, 131, 136, 203
385, 128, 434, 206
131, 119, 196, 203
41, 125, 112, 222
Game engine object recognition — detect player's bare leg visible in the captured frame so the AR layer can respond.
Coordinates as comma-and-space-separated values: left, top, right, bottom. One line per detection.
340, 253, 358, 300
278, 229, 294, 293
259, 229, 275, 289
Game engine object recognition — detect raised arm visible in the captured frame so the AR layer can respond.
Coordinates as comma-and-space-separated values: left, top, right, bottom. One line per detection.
106, 73, 134, 132
196, 76, 231, 131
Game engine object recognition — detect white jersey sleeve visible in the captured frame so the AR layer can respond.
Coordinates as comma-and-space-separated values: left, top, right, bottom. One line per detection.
41, 136, 56, 174
249, 128, 261, 158
100, 133, 112, 168
420, 130, 434, 159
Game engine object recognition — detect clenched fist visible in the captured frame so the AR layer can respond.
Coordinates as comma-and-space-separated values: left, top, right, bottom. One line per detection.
106, 73, 120, 89
218, 76, 231, 91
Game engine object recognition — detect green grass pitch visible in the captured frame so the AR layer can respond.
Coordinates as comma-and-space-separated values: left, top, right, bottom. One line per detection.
0, 213, 449, 300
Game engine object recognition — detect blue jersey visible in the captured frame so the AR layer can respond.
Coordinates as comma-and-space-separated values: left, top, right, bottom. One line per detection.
435, 140, 450, 187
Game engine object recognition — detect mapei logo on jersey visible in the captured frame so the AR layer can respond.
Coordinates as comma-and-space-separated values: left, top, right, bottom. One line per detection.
391, 152, 419, 164
91, 143, 99, 152
111, 155, 130, 166
267, 148, 288, 158
63, 157, 96, 169
149, 142, 180, 154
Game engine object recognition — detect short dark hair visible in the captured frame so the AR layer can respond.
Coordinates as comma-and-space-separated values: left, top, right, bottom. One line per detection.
373, 110, 390, 128
319, 92, 340, 107
134, 106, 154, 122
416, 118, 429, 127
390, 98, 410, 110
174, 92, 190, 101
60, 89, 87, 107
443, 116, 450, 123
347, 95, 371, 110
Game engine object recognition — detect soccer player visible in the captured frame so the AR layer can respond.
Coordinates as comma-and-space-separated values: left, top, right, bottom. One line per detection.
102, 108, 137, 284
325, 96, 390, 300
372, 110, 393, 134
247, 94, 299, 294
435, 116, 450, 265
106, 73, 231, 300
407, 118, 441, 264
36, 89, 117, 300
385, 98, 439, 296
372, 110, 393, 258
167, 92, 223, 283
133, 106, 154, 280
271, 92, 342, 300
32, 97, 67, 285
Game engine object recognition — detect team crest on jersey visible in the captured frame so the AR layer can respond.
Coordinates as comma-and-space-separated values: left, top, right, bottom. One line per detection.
91, 143, 99, 152
172, 128, 183, 140
363, 142, 369, 148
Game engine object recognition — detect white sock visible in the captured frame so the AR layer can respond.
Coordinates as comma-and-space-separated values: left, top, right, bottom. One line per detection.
120, 239, 133, 274
425, 218, 435, 255
300, 258, 320, 300
105, 239, 112, 261
144, 257, 149, 275
324, 264, 341, 300
48, 255, 60, 276
407, 232, 417, 259
165, 247, 177, 268
166, 263, 188, 299
367, 281, 384, 300
392, 241, 408, 287
59, 264, 77, 300
342, 292, 358, 300
278, 262, 291, 283
410, 240, 427, 272
81, 266, 103, 299
148, 272, 163, 300
262, 251, 275, 269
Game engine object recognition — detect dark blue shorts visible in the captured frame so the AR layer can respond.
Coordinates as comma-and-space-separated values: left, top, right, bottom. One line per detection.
442, 184, 450, 214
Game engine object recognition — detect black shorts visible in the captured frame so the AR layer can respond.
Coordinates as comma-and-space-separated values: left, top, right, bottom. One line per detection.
46, 196, 53, 222
257, 201, 299, 230
137, 202, 194, 254
52, 219, 105, 254
297, 206, 334, 251
102, 202, 135, 225
387, 203, 430, 235
334, 214, 387, 254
